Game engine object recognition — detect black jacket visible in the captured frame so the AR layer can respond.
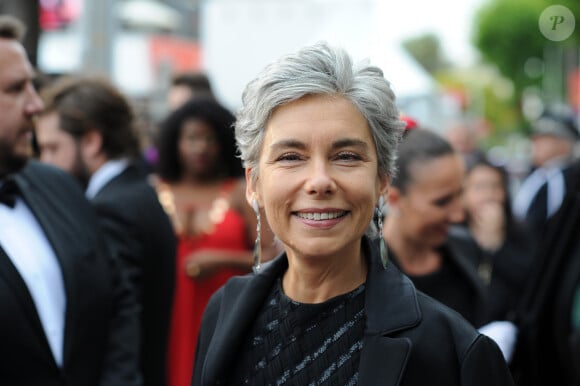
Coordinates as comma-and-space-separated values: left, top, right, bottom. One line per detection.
511, 159, 580, 386
92, 163, 176, 386
192, 237, 514, 386
0, 161, 140, 385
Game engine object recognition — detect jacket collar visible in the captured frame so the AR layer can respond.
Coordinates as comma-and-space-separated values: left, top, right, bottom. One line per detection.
202, 236, 420, 385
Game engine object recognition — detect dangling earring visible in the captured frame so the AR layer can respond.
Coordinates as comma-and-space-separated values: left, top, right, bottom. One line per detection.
376, 196, 388, 269
252, 197, 262, 273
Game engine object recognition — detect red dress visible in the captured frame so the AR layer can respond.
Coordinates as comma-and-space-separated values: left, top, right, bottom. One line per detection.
167, 183, 249, 386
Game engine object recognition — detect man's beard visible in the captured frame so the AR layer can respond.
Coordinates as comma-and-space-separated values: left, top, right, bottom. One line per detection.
0, 141, 28, 178
70, 146, 92, 190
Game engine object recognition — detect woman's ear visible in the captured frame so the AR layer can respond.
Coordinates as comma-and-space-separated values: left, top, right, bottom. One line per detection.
375, 172, 390, 203
379, 174, 390, 196
245, 167, 260, 207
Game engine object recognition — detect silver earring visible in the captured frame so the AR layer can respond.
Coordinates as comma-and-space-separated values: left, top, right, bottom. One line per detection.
376, 196, 388, 269
252, 198, 262, 273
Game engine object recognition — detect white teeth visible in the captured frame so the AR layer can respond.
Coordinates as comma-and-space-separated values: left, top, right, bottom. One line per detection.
296, 211, 345, 220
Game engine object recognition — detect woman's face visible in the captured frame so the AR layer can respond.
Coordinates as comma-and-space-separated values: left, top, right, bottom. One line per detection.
392, 154, 465, 248
463, 164, 506, 214
247, 94, 388, 261
178, 118, 221, 179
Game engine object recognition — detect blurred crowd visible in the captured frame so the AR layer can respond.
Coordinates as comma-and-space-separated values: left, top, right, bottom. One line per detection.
2, 13, 580, 386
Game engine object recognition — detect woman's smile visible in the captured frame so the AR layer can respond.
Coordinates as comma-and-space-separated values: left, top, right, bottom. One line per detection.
293, 209, 349, 229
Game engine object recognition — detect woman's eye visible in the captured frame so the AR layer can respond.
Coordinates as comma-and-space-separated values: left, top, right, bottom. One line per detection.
434, 196, 452, 207
276, 153, 302, 162
336, 152, 362, 161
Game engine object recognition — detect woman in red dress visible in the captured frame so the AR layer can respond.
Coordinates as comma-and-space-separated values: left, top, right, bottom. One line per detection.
154, 98, 280, 386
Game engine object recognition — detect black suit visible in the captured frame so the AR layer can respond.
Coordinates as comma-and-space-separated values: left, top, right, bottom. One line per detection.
511, 159, 580, 386
522, 163, 578, 241
192, 237, 514, 386
91, 163, 176, 386
0, 161, 140, 386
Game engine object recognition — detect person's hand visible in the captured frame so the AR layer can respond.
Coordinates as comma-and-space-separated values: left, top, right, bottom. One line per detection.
470, 201, 505, 251
478, 320, 518, 363
184, 249, 252, 280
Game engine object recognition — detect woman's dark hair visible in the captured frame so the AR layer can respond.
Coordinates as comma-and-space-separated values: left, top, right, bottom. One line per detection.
391, 128, 455, 192
156, 98, 243, 181
465, 156, 515, 226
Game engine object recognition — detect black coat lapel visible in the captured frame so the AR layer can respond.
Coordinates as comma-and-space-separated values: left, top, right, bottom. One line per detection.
359, 238, 418, 385
0, 246, 48, 343
14, 169, 87, 365
358, 335, 411, 386
201, 259, 286, 383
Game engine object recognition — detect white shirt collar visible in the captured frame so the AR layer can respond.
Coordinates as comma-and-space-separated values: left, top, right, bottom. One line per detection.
85, 158, 129, 199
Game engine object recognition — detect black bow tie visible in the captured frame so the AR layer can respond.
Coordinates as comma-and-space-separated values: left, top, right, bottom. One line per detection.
0, 179, 20, 208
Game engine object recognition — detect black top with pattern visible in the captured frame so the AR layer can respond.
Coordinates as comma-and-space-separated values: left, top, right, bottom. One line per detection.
228, 278, 366, 386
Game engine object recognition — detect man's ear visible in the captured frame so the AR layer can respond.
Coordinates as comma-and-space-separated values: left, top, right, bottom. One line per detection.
81, 130, 103, 158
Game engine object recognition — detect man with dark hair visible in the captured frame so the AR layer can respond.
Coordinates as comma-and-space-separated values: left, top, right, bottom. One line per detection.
35, 75, 176, 386
167, 71, 214, 111
0, 15, 141, 385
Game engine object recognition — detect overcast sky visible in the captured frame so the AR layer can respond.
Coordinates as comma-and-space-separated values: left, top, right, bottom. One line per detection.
376, 0, 487, 66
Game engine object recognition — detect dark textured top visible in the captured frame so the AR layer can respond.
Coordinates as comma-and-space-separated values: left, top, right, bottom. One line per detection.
229, 278, 366, 385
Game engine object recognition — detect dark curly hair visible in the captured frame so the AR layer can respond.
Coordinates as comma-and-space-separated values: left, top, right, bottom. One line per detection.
156, 98, 243, 182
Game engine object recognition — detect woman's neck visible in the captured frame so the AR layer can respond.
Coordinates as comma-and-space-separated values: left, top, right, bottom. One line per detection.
282, 250, 367, 304
383, 219, 442, 276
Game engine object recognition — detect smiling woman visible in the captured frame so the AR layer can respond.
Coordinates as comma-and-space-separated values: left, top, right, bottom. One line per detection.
256, 94, 383, 280
191, 42, 515, 386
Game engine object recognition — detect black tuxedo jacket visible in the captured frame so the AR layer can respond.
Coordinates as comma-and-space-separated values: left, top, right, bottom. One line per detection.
524, 162, 579, 241
512, 159, 580, 386
192, 237, 514, 386
91, 163, 176, 386
0, 161, 140, 386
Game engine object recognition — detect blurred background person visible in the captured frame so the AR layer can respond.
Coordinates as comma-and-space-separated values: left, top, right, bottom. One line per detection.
0, 15, 141, 385
511, 158, 580, 386
142, 72, 216, 175
154, 97, 280, 386
383, 128, 517, 361
445, 118, 485, 170
35, 75, 176, 386
512, 111, 579, 241
383, 128, 483, 325
167, 72, 215, 112
452, 156, 532, 323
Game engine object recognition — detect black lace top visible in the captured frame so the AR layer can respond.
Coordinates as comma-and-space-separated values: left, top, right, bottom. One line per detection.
228, 278, 366, 385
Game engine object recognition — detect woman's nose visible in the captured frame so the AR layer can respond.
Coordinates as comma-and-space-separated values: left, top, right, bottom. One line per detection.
304, 160, 337, 196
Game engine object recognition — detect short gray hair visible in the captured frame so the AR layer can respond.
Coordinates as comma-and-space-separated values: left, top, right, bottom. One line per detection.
0, 15, 26, 42
235, 42, 404, 181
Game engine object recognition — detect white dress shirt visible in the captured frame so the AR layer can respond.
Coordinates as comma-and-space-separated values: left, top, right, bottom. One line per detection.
513, 158, 568, 220
0, 196, 66, 367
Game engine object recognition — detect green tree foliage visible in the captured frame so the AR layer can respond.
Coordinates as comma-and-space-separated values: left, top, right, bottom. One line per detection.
402, 33, 450, 75
474, 0, 544, 94
474, 0, 580, 95
472, 0, 580, 137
